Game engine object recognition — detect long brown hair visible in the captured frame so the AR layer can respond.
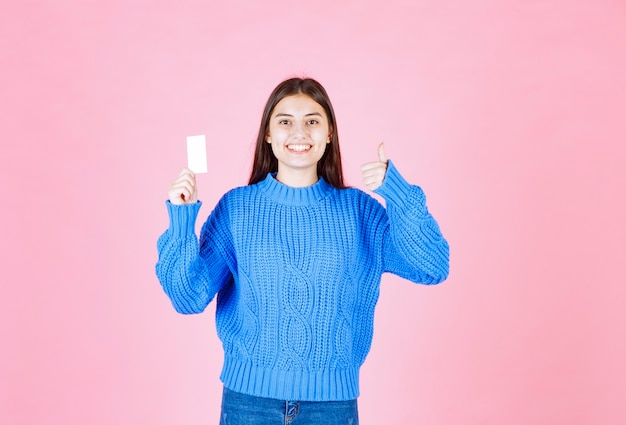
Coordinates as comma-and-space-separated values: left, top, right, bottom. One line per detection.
248, 77, 346, 188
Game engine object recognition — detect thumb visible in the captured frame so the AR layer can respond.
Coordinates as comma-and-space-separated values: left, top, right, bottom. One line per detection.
378, 142, 388, 163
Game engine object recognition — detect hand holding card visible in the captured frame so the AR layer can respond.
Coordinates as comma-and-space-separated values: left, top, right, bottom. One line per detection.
168, 168, 198, 205
167, 135, 206, 205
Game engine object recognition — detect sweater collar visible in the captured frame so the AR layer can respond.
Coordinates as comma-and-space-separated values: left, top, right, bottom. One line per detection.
257, 173, 334, 206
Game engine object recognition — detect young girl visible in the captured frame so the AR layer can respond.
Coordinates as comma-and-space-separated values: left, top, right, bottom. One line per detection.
156, 77, 449, 425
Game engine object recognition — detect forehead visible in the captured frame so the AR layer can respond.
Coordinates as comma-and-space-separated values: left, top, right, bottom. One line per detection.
272, 94, 326, 116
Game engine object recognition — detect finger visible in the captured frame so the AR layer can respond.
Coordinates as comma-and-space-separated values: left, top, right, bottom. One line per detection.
361, 164, 387, 176
378, 142, 387, 163
360, 161, 386, 172
361, 176, 380, 187
175, 174, 196, 188
361, 168, 386, 182
170, 181, 193, 193
361, 174, 385, 187
179, 168, 195, 178
362, 177, 383, 191
175, 169, 196, 186
169, 177, 196, 203
169, 186, 190, 202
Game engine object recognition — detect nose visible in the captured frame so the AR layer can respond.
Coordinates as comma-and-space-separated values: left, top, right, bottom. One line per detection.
292, 123, 307, 139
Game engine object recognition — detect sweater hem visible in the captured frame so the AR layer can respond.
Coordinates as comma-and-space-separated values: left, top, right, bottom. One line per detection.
220, 356, 360, 401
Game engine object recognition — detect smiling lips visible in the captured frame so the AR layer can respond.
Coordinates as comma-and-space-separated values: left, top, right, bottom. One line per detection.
287, 144, 312, 152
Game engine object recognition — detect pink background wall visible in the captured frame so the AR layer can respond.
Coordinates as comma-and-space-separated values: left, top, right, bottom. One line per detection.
2, 1, 625, 424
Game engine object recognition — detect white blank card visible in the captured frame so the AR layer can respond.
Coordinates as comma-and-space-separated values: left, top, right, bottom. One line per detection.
186, 135, 207, 173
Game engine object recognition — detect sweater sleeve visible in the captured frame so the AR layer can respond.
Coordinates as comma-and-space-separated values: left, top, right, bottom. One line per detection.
374, 160, 450, 284
155, 199, 234, 314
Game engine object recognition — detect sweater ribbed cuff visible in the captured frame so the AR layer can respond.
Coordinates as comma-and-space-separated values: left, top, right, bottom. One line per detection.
165, 200, 202, 238
374, 160, 428, 217
373, 160, 409, 199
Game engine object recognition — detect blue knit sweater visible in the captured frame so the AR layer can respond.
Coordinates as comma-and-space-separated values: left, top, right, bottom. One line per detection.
156, 160, 449, 401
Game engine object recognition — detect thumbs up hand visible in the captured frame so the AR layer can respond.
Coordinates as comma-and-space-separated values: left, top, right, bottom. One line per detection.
360, 143, 389, 191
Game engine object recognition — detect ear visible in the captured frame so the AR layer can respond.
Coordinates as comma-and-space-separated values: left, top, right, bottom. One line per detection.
266, 134, 272, 143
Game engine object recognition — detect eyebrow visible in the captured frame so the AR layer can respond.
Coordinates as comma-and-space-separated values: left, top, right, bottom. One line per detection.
274, 112, 323, 118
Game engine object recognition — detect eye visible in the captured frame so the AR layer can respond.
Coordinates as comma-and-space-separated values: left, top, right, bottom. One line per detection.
307, 119, 319, 125
279, 119, 291, 125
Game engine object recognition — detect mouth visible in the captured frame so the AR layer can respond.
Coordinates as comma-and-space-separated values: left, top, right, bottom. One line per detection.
286, 144, 312, 153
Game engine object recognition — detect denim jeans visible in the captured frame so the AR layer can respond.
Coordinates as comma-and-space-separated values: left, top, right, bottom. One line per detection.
219, 386, 359, 425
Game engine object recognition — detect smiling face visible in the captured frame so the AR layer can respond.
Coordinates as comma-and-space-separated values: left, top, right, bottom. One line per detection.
266, 93, 331, 187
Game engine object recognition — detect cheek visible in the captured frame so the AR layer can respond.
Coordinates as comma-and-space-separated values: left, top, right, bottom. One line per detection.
268, 126, 288, 141
270, 143, 280, 158
311, 126, 330, 142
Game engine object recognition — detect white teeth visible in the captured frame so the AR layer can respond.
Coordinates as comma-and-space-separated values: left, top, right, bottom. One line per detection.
287, 144, 311, 152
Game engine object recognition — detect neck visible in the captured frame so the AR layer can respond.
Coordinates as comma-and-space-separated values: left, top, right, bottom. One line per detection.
276, 168, 319, 188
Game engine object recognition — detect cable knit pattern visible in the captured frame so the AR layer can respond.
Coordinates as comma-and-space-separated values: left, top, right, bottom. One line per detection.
156, 160, 449, 401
